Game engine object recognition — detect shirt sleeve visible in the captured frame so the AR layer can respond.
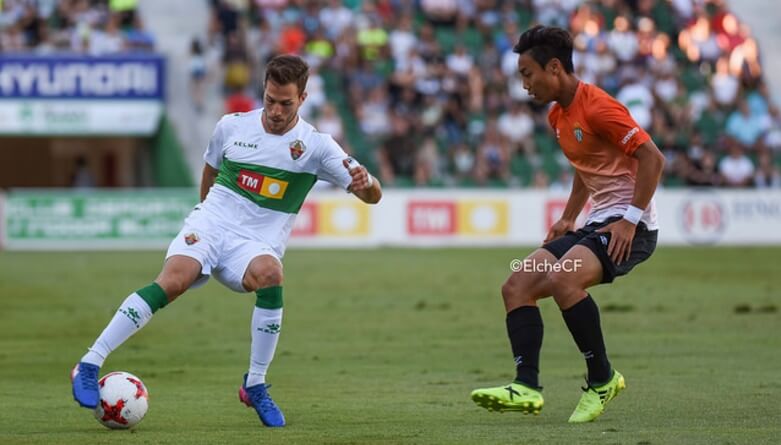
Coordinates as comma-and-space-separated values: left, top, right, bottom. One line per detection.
203, 116, 227, 169
587, 96, 651, 155
316, 135, 353, 190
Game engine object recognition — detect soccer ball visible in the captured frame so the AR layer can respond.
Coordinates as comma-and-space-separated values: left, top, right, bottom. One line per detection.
93, 371, 149, 429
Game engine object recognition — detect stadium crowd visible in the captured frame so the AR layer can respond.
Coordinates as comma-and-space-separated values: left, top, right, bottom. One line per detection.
6, 0, 777, 189
0, 0, 154, 55
199, 0, 781, 189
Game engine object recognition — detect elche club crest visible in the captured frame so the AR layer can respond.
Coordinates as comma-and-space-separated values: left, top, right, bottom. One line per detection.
184, 233, 199, 245
289, 139, 306, 160
573, 122, 583, 143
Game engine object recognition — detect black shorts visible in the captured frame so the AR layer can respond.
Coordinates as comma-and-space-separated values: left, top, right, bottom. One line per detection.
542, 216, 658, 284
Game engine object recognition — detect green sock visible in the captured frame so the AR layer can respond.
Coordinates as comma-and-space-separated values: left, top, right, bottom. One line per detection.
255, 286, 283, 309
136, 283, 168, 313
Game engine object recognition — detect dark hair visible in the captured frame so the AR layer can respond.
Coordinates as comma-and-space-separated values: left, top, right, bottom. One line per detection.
264, 55, 309, 94
513, 25, 574, 74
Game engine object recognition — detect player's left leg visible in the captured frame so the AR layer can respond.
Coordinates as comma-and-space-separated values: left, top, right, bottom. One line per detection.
547, 245, 626, 423
239, 254, 286, 427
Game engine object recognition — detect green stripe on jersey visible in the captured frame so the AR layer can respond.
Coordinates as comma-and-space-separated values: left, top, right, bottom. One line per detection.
215, 159, 317, 214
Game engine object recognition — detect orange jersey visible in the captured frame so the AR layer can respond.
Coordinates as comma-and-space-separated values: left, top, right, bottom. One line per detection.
548, 82, 658, 229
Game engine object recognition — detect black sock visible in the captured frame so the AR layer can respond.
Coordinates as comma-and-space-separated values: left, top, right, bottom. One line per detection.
506, 306, 544, 389
561, 294, 612, 385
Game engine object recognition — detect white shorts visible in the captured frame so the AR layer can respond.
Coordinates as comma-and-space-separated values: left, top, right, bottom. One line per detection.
166, 205, 281, 293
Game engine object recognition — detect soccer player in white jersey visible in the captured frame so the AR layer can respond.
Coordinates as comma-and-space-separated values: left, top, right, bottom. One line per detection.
71, 55, 382, 427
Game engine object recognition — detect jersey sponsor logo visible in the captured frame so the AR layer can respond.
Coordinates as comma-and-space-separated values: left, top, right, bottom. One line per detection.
289, 139, 306, 160
261, 177, 288, 199
184, 232, 199, 245
237, 169, 289, 200
233, 141, 258, 149
620, 127, 640, 145
573, 122, 583, 143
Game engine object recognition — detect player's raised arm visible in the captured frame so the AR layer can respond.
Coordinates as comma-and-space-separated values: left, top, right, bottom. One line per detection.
343, 158, 382, 204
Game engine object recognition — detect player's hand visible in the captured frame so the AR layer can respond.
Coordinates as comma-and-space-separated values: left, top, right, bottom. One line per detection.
597, 219, 637, 265
343, 158, 373, 192
545, 218, 575, 243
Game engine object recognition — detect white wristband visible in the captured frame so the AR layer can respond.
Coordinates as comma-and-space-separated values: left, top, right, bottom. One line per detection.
345, 157, 373, 189
623, 205, 644, 225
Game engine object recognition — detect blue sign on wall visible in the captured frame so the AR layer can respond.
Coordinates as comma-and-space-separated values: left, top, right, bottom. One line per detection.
0, 55, 165, 100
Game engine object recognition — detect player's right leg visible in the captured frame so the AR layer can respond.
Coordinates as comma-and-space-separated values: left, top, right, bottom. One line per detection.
71, 255, 203, 409
470, 248, 558, 415
238, 254, 286, 427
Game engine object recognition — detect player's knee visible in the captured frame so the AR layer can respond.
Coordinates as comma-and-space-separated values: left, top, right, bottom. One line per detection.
546, 270, 568, 296
501, 279, 519, 303
501, 274, 541, 308
246, 265, 283, 290
260, 267, 284, 287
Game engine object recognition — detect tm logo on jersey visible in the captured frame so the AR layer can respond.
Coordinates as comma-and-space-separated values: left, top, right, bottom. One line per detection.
238, 170, 289, 199
234, 141, 258, 149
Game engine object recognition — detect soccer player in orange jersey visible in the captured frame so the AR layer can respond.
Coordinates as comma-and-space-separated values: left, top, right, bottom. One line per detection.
471, 26, 665, 423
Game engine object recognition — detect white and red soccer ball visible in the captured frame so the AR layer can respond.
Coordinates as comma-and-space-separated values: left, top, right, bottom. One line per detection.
93, 371, 149, 429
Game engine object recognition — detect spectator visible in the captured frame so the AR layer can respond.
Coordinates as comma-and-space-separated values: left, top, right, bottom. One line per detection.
474, 119, 511, 185
318, 0, 354, 41
754, 151, 781, 188
415, 136, 442, 186
686, 150, 723, 187
224, 87, 255, 114
711, 57, 740, 108
71, 156, 96, 189
531, 170, 550, 189
608, 16, 639, 63
617, 74, 655, 130
725, 99, 767, 148
315, 102, 345, 144
451, 142, 475, 183
497, 101, 535, 155
378, 113, 417, 186
189, 38, 208, 114
719, 142, 755, 187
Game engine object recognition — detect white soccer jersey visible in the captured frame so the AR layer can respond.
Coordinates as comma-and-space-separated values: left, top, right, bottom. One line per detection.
199, 109, 353, 258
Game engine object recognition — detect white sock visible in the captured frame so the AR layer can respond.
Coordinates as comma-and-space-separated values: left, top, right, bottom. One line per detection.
247, 307, 283, 387
81, 293, 154, 367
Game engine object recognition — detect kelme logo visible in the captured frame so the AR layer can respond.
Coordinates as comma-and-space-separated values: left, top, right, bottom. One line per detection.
234, 141, 258, 149
120, 307, 141, 328
258, 323, 281, 334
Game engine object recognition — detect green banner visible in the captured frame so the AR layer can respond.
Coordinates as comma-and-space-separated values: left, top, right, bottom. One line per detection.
4, 190, 198, 249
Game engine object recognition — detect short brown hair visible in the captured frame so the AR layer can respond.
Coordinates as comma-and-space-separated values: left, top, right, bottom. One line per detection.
264, 55, 309, 94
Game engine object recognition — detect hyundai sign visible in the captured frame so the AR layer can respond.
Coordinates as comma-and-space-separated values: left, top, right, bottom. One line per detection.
0, 55, 165, 135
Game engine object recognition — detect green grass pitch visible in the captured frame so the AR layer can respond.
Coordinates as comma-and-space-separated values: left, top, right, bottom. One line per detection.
1, 247, 779, 444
